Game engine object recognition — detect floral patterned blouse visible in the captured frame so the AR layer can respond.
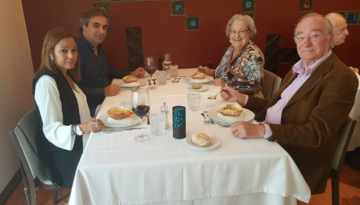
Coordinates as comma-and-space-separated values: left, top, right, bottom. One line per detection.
215, 41, 264, 97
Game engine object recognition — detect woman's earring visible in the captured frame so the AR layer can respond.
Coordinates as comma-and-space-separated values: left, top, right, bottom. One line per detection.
51, 56, 54, 61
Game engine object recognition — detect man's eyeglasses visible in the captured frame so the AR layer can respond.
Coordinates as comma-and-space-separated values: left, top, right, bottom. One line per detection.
230, 29, 248, 36
294, 33, 325, 43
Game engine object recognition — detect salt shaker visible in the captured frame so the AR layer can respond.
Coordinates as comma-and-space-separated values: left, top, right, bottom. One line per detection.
160, 102, 169, 129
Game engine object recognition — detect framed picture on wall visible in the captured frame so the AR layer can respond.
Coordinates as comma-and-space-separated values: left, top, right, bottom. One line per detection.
345, 11, 359, 25
171, 0, 186, 16
94, 2, 112, 33
241, 0, 256, 12
186, 15, 200, 31
335, 11, 346, 18
299, 0, 313, 12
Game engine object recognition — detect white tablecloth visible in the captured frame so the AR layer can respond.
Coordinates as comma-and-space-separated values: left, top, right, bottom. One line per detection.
348, 73, 360, 151
69, 69, 310, 205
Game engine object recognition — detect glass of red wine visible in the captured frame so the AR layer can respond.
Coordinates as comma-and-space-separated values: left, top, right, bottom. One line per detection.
131, 88, 151, 142
144, 57, 157, 90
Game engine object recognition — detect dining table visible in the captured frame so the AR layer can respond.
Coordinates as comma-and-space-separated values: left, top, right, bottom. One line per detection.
68, 68, 311, 205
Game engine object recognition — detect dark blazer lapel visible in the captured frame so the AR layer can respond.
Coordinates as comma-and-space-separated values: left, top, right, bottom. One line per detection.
285, 52, 337, 108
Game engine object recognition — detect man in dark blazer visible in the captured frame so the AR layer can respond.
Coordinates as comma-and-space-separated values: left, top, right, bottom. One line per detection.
220, 13, 358, 194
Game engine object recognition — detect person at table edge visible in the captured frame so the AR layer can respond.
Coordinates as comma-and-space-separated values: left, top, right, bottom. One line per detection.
220, 13, 358, 194
78, 8, 145, 116
197, 14, 264, 98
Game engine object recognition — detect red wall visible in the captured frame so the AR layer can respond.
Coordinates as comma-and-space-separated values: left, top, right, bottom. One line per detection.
22, 0, 360, 72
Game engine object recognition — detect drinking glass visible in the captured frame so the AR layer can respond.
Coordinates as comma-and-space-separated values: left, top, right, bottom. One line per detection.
131, 88, 151, 142
188, 93, 201, 111
144, 57, 157, 90
162, 54, 172, 79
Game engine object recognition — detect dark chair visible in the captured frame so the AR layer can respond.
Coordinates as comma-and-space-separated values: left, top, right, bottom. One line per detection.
9, 108, 61, 205
262, 69, 282, 99
330, 117, 357, 205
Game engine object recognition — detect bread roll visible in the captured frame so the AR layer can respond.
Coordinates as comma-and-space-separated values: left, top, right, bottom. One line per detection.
191, 83, 202, 89
122, 75, 138, 83
192, 132, 213, 147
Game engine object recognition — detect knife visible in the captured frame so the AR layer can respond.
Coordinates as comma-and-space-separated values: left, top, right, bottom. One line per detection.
103, 127, 144, 133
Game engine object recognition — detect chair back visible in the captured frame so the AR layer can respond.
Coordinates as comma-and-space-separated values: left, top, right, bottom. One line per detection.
331, 118, 357, 170
9, 108, 49, 184
262, 69, 282, 99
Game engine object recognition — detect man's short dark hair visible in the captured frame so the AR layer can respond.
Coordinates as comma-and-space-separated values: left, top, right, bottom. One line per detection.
79, 8, 108, 33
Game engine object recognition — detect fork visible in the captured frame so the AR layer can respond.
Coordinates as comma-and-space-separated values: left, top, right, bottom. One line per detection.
215, 122, 231, 127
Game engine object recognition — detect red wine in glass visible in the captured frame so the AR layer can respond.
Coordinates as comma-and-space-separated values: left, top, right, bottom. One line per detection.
131, 88, 151, 142
132, 105, 150, 118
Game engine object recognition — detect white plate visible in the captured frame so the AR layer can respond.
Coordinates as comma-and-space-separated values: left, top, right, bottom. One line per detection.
187, 85, 209, 92
118, 79, 146, 88
121, 99, 146, 108
185, 134, 220, 150
98, 113, 141, 128
183, 76, 214, 84
207, 105, 255, 125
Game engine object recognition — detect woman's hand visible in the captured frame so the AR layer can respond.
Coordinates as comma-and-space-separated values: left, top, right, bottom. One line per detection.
212, 78, 227, 87
197, 66, 214, 76
220, 87, 247, 106
79, 118, 104, 133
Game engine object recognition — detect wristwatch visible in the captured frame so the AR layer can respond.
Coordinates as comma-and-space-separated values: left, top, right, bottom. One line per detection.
72, 124, 84, 136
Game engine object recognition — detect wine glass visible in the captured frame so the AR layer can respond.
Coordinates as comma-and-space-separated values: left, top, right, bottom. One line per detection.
162, 54, 172, 79
144, 57, 157, 90
131, 88, 151, 142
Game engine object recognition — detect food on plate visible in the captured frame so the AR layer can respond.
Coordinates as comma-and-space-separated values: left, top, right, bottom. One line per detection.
190, 72, 206, 79
191, 83, 202, 89
191, 132, 213, 147
107, 106, 133, 120
122, 75, 138, 83
217, 104, 243, 117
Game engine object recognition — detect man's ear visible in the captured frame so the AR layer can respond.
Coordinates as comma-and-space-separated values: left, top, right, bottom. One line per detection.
82, 24, 87, 31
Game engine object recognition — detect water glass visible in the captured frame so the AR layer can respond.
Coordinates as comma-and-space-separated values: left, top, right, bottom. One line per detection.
158, 71, 167, 85
169, 65, 178, 78
188, 93, 201, 111
149, 113, 166, 136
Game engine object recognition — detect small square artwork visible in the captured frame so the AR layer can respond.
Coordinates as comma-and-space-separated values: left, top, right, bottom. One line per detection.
171, 0, 186, 16
300, 0, 313, 12
186, 15, 200, 31
242, 0, 255, 12
242, 12, 255, 20
94, 2, 112, 33
345, 11, 359, 24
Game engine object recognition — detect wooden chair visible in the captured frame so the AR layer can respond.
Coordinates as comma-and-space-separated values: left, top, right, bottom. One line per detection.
262, 69, 282, 99
9, 108, 63, 205
330, 117, 357, 205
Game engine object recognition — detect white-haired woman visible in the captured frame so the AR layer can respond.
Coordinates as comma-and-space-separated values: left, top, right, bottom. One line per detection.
198, 14, 264, 98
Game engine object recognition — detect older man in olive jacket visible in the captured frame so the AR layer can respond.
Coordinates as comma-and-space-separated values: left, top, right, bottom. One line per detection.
220, 13, 358, 194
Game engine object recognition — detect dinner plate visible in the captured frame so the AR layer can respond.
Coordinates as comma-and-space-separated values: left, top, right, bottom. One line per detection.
207, 105, 255, 125
98, 113, 141, 128
185, 134, 220, 150
187, 85, 209, 92
183, 76, 214, 84
121, 99, 146, 108
117, 79, 146, 88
